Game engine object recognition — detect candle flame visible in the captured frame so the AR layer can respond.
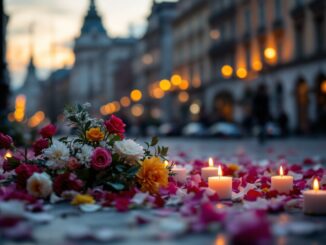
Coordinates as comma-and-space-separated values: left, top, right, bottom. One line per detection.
313, 178, 319, 191
279, 166, 284, 176
217, 165, 223, 177
4, 151, 12, 160
208, 158, 214, 167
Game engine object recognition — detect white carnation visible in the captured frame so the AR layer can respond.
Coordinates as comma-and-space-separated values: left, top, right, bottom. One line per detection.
114, 139, 144, 162
76, 144, 93, 166
27, 173, 53, 198
43, 140, 70, 169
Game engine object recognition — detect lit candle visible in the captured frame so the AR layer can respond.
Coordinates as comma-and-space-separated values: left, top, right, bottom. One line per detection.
271, 166, 293, 194
172, 166, 187, 184
208, 165, 232, 200
303, 178, 326, 215
4, 151, 12, 160
201, 158, 219, 182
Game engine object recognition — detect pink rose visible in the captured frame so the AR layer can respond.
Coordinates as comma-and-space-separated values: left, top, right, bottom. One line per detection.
67, 157, 81, 170
91, 147, 112, 170
0, 132, 13, 149
33, 138, 49, 156
53, 173, 83, 196
39, 124, 57, 138
104, 115, 126, 139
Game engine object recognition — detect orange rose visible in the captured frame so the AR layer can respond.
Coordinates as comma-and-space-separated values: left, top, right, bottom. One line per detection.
86, 127, 104, 142
137, 157, 168, 194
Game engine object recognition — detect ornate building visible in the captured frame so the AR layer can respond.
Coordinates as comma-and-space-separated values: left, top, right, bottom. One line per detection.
69, 0, 136, 111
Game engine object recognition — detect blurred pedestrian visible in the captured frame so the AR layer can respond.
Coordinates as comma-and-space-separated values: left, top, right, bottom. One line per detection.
278, 109, 289, 137
252, 84, 270, 144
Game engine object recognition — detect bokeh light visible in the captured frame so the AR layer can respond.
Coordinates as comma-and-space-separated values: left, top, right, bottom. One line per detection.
159, 79, 171, 91
130, 89, 142, 102
178, 91, 189, 103
221, 65, 233, 78
131, 104, 144, 117
264, 48, 276, 60
236, 68, 248, 79
120, 96, 131, 107
171, 74, 182, 86
179, 80, 189, 90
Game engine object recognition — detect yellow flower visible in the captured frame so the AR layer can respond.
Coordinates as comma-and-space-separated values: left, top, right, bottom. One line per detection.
228, 163, 240, 172
137, 157, 168, 194
71, 194, 95, 205
86, 127, 104, 142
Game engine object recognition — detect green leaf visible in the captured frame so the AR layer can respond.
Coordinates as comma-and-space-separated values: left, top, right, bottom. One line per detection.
126, 165, 140, 176
150, 136, 159, 146
107, 182, 125, 191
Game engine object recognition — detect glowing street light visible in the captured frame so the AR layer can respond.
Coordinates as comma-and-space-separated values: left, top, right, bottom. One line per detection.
236, 68, 248, 79
171, 75, 182, 86
179, 80, 189, 90
264, 48, 276, 60
221, 65, 233, 78
178, 91, 189, 103
190, 102, 200, 115
130, 89, 142, 102
120, 96, 131, 107
159, 79, 171, 91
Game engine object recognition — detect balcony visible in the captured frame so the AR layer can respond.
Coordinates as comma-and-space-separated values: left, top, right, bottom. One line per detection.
209, 39, 236, 58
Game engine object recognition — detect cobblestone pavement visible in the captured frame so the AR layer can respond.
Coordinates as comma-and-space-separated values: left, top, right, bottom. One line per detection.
2, 138, 326, 245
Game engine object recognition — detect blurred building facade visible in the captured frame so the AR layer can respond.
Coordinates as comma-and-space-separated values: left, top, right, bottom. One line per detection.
69, 0, 136, 111
133, 1, 177, 125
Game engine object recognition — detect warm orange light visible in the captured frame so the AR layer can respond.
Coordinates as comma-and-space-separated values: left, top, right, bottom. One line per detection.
189, 103, 200, 115
179, 80, 189, 90
164, 160, 169, 168
4, 151, 12, 160
313, 178, 319, 191
264, 48, 276, 60
236, 68, 248, 79
28, 111, 45, 128
279, 166, 284, 176
131, 104, 144, 117
171, 75, 182, 86
221, 65, 233, 78
120, 96, 131, 107
159, 79, 171, 91
208, 158, 214, 167
130, 90, 142, 102
178, 91, 189, 103
215, 234, 227, 245
153, 87, 165, 99
321, 80, 326, 93
218, 165, 223, 177
7, 113, 15, 122
210, 29, 221, 40
14, 94, 26, 122
253, 60, 263, 71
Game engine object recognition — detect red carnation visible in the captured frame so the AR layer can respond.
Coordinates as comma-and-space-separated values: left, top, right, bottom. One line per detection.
53, 173, 83, 196
39, 124, 57, 138
0, 132, 13, 149
33, 138, 49, 156
15, 164, 40, 189
104, 115, 126, 139
91, 147, 112, 170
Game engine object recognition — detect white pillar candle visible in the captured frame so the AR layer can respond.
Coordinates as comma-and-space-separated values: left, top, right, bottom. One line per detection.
271, 166, 293, 194
303, 178, 326, 215
208, 165, 232, 200
172, 167, 187, 183
201, 158, 218, 182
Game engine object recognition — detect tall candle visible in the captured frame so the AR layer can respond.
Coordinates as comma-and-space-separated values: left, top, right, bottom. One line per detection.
201, 158, 218, 182
271, 166, 293, 194
172, 167, 187, 184
208, 165, 232, 200
303, 178, 326, 215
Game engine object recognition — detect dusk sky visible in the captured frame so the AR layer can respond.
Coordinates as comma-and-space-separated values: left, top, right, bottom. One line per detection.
5, 0, 175, 89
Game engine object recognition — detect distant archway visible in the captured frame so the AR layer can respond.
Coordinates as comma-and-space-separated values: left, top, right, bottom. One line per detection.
213, 91, 234, 122
275, 82, 284, 114
295, 78, 309, 133
315, 74, 326, 131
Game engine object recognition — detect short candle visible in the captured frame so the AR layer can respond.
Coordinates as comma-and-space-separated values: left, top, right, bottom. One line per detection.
303, 178, 326, 215
172, 166, 187, 184
271, 166, 293, 194
208, 165, 232, 200
201, 158, 219, 182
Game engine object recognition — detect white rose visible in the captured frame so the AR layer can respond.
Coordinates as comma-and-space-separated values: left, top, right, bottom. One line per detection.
76, 144, 93, 166
43, 140, 70, 169
114, 139, 144, 162
27, 173, 53, 198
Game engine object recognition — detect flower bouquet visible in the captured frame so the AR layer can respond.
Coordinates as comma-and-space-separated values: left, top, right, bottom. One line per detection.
1, 104, 172, 200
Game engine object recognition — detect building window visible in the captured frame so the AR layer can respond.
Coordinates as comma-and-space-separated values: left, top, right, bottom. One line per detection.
274, 0, 282, 20
244, 7, 251, 34
315, 20, 324, 53
295, 0, 304, 7
295, 28, 304, 58
258, 0, 266, 27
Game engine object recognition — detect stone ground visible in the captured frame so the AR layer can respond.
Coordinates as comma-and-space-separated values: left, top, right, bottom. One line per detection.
2, 138, 326, 245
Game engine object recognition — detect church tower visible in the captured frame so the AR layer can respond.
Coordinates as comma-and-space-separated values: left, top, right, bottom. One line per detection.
70, 0, 110, 107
